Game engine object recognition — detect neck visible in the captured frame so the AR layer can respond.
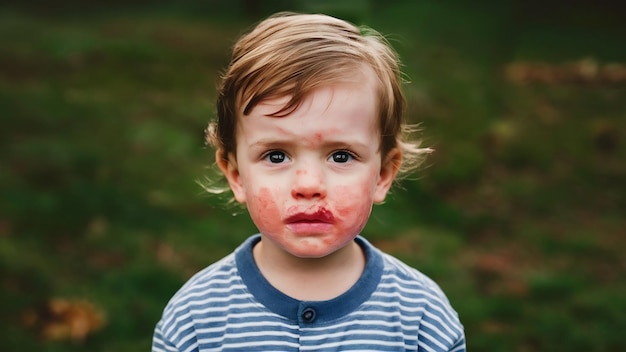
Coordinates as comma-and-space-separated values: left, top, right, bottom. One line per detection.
253, 237, 365, 301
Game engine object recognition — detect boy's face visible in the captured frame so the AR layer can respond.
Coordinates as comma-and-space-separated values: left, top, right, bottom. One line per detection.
219, 74, 399, 259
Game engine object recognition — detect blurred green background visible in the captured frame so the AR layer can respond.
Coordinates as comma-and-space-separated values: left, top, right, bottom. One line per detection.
1, 0, 625, 351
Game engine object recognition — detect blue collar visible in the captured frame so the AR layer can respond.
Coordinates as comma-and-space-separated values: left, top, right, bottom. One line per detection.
235, 234, 383, 323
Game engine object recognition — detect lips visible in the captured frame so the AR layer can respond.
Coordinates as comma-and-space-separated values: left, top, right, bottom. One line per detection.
284, 208, 335, 234
285, 208, 335, 223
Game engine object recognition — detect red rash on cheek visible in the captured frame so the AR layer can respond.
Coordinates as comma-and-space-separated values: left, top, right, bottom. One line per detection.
251, 187, 281, 231
333, 184, 372, 220
332, 172, 379, 233
334, 186, 357, 218
256, 188, 271, 208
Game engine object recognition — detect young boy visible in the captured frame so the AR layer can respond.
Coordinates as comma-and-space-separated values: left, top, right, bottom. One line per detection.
153, 12, 465, 351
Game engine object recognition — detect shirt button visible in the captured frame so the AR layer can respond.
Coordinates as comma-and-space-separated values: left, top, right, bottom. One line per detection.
301, 307, 316, 323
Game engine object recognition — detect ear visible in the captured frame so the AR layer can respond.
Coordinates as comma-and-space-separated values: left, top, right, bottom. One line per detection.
216, 150, 247, 204
373, 148, 401, 204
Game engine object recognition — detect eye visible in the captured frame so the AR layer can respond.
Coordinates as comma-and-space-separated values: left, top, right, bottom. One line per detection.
329, 150, 355, 163
264, 151, 289, 164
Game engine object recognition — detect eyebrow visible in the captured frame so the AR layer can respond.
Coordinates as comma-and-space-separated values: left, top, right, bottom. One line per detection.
248, 137, 374, 151
248, 139, 290, 150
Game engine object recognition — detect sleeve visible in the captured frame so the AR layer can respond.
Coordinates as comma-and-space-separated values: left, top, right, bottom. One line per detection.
449, 334, 466, 352
416, 278, 466, 352
152, 320, 180, 352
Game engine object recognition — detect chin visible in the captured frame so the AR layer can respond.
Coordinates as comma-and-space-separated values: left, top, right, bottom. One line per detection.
285, 238, 349, 259
289, 250, 335, 259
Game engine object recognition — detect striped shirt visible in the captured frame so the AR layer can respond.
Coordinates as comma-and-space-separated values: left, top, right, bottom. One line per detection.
153, 235, 465, 351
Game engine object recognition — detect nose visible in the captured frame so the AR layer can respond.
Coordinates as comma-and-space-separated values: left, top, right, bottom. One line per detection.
291, 167, 326, 199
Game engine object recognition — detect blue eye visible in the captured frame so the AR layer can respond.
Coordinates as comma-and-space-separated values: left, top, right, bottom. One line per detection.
265, 151, 288, 163
330, 151, 354, 163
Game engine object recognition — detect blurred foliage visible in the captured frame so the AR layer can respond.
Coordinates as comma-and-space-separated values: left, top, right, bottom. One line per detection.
1, 0, 625, 351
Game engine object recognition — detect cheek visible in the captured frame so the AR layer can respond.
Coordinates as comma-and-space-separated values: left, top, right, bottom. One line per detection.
248, 187, 282, 232
333, 179, 376, 228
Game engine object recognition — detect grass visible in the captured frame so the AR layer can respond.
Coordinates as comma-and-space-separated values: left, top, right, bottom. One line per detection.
1, 1, 624, 351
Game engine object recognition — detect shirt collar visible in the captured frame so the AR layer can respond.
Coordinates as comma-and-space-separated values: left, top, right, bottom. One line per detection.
235, 234, 383, 323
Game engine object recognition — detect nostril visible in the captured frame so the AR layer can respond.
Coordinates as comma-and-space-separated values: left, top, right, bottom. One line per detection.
294, 191, 322, 199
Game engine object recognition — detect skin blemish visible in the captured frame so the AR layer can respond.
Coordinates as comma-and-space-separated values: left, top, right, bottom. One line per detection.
304, 130, 336, 148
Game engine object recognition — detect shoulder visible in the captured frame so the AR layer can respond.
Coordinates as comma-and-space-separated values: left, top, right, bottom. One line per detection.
153, 251, 248, 350
154, 251, 253, 347
156, 236, 263, 329
373, 249, 466, 349
162, 253, 239, 313
378, 250, 457, 313
380, 252, 451, 302
359, 237, 454, 307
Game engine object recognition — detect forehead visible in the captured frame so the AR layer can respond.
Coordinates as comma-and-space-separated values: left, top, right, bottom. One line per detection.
240, 65, 382, 118
239, 79, 379, 142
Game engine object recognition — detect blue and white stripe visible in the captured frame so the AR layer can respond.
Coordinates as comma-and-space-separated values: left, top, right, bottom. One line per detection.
153, 235, 465, 351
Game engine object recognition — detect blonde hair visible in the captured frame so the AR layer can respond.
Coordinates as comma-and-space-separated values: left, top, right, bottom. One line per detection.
205, 12, 430, 194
